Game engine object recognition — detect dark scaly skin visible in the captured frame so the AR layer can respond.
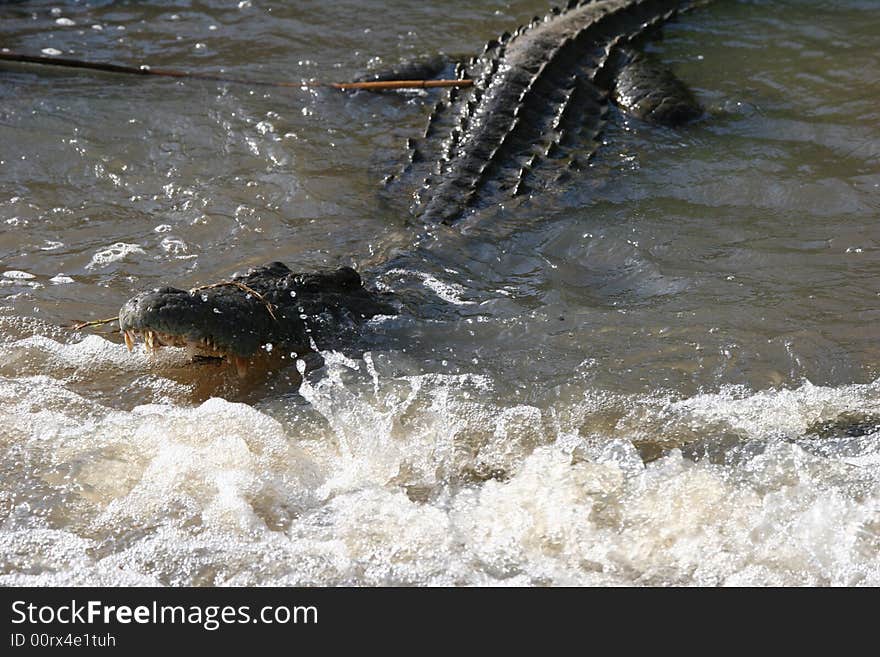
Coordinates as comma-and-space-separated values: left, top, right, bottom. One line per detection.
118, 0, 705, 368
411, 0, 703, 225
118, 263, 395, 370
606, 47, 703, 125
354, 55, 453, 83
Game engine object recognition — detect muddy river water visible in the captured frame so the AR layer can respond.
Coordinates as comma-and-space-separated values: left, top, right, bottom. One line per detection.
1, 0, 879, 585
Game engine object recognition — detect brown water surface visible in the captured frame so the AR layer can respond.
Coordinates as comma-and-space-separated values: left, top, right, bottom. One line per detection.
1, 1, 879, 585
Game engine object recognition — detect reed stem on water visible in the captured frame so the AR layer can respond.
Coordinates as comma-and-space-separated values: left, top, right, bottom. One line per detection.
0, 50, 473, 91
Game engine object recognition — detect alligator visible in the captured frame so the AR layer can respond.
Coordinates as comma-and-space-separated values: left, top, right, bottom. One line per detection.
118, 0, 707, 375
395, 0, 703, 225
118, 263, 396, 376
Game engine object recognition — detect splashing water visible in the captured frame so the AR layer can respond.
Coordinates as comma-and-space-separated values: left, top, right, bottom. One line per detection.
1, 1, 879, 585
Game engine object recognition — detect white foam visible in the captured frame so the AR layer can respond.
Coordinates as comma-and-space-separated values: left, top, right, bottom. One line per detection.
385, 269, 474, 305
0, 333, 191, 372
2, 270, 36, 279
49, 274, 74, 284
1, 361, 879, 585
86, 242, 145, 269
651, 380, 880, 439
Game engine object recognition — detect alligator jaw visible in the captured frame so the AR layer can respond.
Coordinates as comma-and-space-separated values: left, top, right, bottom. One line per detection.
118, 284, 281, 377
118, 262, 395, 376
120, 325, 254, 376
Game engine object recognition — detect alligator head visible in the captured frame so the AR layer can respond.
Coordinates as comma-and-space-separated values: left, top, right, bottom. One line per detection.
118, 262, 395, 375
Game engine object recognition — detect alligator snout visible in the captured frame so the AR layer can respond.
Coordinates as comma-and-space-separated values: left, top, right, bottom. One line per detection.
119, 262, 395, 375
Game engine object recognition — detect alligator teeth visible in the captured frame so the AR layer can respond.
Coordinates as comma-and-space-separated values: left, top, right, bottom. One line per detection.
123, 330, 135, 352
144, 330, 155, 354
232, 356, 249, 378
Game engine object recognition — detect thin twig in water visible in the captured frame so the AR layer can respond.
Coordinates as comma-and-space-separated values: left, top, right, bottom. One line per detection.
68, 317, 118, 331
327, 79, 472, 91
0, 50, 473, 91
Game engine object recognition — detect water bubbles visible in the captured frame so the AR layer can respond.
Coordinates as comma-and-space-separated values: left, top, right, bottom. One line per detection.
55, 17, 75, 26
40, 48, 62, 56
40, 240, 64, 251
86, 243, 145, 269
160, 237, 188, 255
385, 269, 473, 305
2, 2, 878, 590
2, 270, 36, 280
49, 274, 74, 285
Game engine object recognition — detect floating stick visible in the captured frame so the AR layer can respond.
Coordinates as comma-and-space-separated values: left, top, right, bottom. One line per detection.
328, 79, 472, 91
68, 317, 118, 331
0, 50, 473, 91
